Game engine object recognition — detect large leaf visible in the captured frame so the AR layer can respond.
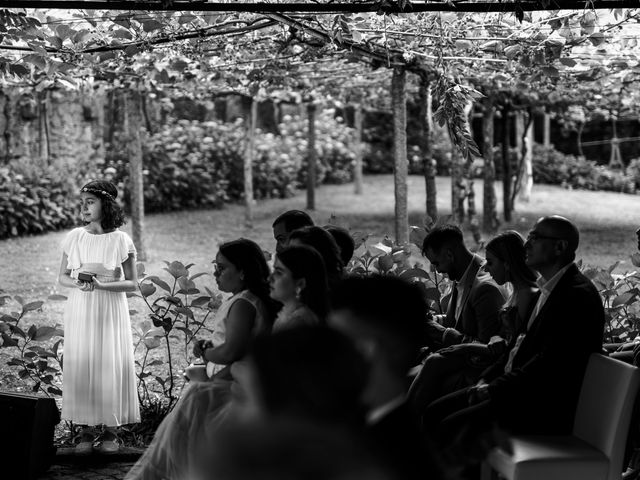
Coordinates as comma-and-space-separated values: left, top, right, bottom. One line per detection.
163, 261, 189, 279
139, 282, 156, 298
22, 301, 44, 313
33, 326, 60, 342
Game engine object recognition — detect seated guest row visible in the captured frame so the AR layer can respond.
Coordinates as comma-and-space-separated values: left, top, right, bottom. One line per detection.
127, 212, 606, 480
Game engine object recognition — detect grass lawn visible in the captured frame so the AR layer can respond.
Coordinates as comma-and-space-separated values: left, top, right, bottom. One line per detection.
1, 174, 639, 300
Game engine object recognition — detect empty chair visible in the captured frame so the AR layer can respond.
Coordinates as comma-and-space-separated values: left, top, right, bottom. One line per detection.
482, 353, 640, 480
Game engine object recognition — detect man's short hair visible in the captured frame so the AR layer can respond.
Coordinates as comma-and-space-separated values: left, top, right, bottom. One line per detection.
272, 210, 314, 233
331, 275, 426, 374
421, 224, 464, 255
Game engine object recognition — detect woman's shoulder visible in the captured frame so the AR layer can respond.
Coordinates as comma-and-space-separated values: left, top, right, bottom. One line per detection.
288, 305, 320, 325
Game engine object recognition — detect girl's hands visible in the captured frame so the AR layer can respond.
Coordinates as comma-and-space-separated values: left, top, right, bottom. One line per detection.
74, 280, 95, 292
92, 277, 104, 290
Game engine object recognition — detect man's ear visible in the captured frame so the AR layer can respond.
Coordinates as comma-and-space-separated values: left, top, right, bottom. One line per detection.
554, 239, 569, 257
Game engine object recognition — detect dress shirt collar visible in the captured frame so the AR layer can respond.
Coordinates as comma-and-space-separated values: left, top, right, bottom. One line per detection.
536, 263, 573, 297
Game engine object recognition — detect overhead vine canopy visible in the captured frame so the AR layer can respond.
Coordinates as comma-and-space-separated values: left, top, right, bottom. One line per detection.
0, 1, 637, 129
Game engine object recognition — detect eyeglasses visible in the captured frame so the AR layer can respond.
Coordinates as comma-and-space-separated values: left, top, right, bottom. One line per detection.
526, 232, 565, 243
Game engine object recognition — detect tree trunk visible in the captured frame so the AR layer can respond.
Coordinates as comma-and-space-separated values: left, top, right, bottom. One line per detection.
577, 122, 584, 157
417, 73, 437, 222
482, 99, 498, 232
353, 103, 364, 195
244, 97, 257, 227
518, 113, 534, 202
502, 105, 512, 223
38, 90, 49, 164
123, 89, 146, 261
306, 102, 317, 211
392, 68, 408, 244
451, 144, 465, 224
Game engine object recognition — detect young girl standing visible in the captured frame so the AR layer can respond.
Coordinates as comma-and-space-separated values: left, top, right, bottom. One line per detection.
58, 180, 140, 454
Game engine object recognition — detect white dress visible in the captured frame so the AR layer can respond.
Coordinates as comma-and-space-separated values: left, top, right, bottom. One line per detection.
61, 227, 140, 426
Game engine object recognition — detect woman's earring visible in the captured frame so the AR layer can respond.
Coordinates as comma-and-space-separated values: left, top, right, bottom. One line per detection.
295, 288, 301, 300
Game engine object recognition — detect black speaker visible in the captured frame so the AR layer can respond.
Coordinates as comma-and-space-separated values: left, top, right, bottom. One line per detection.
0, 392, 60, 480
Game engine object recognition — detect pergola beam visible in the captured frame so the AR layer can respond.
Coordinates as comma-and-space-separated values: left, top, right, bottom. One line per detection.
4, 1, 640, 13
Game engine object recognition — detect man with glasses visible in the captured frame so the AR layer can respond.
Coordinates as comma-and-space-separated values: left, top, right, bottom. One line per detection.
423, 216, 604, 461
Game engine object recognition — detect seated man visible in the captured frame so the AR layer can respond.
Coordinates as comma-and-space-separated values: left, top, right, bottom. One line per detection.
409, 225, 507, 411
272, 210, 314, 253
423, 216, 605, 453
421, 224, 506, 347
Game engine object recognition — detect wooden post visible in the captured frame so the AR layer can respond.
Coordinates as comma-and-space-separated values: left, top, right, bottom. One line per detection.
543, 111, 551, 149
417, 72, 437, 221
244, 97, 258, 227
306, 102, 317, 211
519, 114, 534, 202
482, 98, 498, 232
353, 103, 364, 195
123, 89, 146, 261
392, 68, 409, 245
502, 105, 512, 223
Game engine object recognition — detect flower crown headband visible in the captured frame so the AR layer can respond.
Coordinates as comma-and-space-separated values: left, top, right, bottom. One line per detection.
81, 186, 115, 201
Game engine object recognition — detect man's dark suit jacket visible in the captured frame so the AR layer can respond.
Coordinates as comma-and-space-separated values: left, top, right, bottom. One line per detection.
485, 263, 605, 434
439, 254, 506, 346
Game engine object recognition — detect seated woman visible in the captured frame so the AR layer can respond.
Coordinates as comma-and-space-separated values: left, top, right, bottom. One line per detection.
287, 225, 344, 291
193, 326, 389, 480
270, 245, 329, 330
126, 238, 275, 480
408, 230, 539, 412
189, 238, 276, 381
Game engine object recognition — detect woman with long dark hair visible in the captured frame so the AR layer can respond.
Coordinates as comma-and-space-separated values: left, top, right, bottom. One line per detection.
269, 245, 329, 330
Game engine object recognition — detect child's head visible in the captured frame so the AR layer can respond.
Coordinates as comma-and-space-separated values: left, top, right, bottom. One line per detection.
80, 180, 125, 231
271, 245, 329, 319
216, 238, 270, 297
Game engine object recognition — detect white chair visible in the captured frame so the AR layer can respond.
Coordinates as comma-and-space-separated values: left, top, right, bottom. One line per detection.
481, 353, 640, 480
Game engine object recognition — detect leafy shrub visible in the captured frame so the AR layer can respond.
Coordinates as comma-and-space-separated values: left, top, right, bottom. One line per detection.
107, 112, 356, 213
0, 165, 77, 239
363, 124, 451, 175
0, 291, 64, 397
626, 158, 640, 190
276, 111, 356, 186
532, 144, 636, 193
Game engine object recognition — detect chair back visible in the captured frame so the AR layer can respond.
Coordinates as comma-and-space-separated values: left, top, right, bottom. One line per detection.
573, 353, 640, 480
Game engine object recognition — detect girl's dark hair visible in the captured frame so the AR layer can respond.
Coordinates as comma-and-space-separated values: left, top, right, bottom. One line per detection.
276, 245, 330, 320
485, 230, 537, 286
250, 326, 368, 425
80, 180, 125, 231
287, 226, 344, 288
219, 238, 278, 322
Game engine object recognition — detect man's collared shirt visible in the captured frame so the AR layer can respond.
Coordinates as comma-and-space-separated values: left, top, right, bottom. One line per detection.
454, 258, 476, 320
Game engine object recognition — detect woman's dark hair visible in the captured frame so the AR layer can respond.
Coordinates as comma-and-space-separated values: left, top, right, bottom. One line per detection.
80, 180, 125, 231
324, 225, 355, 266
219, 238, 278, 322
250, 326, 368, 425
276, 245, 329, 320
287, 226, 344, 287
485, 230, 537, 286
